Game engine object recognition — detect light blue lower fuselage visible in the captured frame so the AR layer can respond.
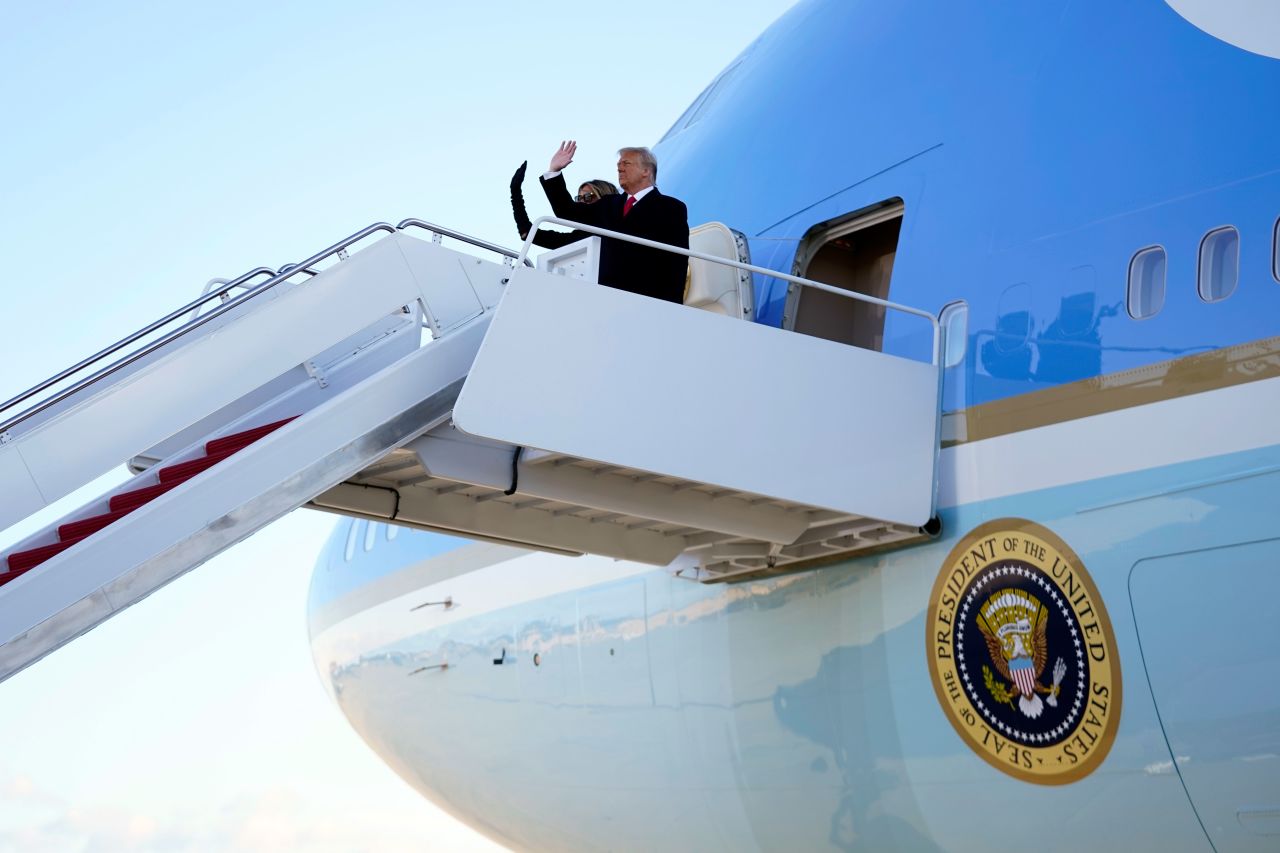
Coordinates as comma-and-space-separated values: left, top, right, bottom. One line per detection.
306, 376, 1280, 852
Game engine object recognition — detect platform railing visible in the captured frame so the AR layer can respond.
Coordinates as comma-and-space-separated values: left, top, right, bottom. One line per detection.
518, 216, 942, 365
0, 263, 274, 432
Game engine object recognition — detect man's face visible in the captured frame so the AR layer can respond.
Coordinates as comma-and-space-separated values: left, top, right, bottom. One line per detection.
616, 153, 651, 193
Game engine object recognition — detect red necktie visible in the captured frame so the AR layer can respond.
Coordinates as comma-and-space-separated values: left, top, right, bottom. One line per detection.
623, 195, 635, 216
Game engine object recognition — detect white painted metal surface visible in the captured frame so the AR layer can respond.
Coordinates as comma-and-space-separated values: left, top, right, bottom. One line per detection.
454, 268, 940, 525
396, 237, 498, 335
0, 238, 408, 529
686, 221, 752, 318
131, 304, 424, 470
0, 228, 523, 680
537, 235, 601, 282
0, 234, 508, 532
409, 431, 809, 543
0, 315, 490, 683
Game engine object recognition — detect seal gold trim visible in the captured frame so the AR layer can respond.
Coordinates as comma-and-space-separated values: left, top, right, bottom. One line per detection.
926, 518, 1122, 784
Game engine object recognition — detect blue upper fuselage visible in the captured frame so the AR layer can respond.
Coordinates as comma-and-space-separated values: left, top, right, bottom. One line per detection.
656, 0, 1280, 408
310, 0, 1280, 604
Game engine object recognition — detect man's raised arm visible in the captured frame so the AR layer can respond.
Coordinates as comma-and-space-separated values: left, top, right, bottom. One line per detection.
547, 140, 576, 174
538, 140, 603, 226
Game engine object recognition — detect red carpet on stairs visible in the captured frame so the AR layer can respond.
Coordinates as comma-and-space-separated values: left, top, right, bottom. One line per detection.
1, 416, 296, 585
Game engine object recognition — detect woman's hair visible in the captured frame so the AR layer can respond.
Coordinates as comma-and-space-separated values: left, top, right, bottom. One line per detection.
579, 179, 619, 198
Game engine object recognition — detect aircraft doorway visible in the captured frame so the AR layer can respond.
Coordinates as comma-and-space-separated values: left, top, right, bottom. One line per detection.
786, 200, 904, 350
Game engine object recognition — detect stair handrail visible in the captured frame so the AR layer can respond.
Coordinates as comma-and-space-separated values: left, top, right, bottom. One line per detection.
0, 264, 274, 425
186, 269, 279, 322
397, 219, 533, 266
518, 217, 943, 365
0, 222, 399, 437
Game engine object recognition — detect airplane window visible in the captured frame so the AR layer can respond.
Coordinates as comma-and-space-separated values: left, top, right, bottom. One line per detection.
1127, 246, 1167, 319
980, 282, 1033, 380
364, 521, 380, 552
1198, 226, 1239, 302
1273, 217, 1279, 282
344, 519, 363, 562
993, 282, 1033, 352
941, 301, 969, 368
386, 523, 400, 542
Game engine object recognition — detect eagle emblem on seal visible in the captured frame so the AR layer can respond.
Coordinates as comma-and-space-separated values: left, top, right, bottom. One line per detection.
976, 588, 1068, 719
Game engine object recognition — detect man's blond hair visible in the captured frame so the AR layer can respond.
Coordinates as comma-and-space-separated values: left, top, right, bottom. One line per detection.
618, 147, 658, 182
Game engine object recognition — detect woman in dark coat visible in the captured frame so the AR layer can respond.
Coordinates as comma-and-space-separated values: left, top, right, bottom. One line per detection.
509, 160, 617, 249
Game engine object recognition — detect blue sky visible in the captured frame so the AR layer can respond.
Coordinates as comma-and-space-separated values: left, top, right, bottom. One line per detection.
0, 2, 796, 850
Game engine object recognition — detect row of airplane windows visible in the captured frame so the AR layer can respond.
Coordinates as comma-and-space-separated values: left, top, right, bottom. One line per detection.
343, 518, 399, 561
1127, 219, 1280, 320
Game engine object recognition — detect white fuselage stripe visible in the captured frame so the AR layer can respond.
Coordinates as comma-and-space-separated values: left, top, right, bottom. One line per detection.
940, 375, 1279, 507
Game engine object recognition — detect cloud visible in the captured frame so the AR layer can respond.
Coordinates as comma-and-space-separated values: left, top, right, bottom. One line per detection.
0, 774, 486, 853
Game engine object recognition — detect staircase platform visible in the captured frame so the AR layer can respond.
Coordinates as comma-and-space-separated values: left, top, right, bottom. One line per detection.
313, 264, 942, 583
0, 215, 942, 686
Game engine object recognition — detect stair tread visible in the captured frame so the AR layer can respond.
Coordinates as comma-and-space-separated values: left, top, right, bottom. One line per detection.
157, 446, 237, 483
110, 476, 187, 511
204, 416, 296, 455
4, 415, 299, 581
59, 506, 138, 541
6, 536, 87, 574
0, 565, 35, 588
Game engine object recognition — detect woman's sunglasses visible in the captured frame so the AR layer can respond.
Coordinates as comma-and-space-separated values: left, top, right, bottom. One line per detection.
575, 190, 599, 203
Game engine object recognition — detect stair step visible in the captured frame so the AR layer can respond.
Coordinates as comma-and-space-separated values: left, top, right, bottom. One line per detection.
59, 506, 139, 541
114, 417, 298, 510
0, 565, 36, 589
205, 416, 296, 456
6, 537, 87, 575
110, 476, 188, 512
157, 446, 237, 484
3, 415, 299, 582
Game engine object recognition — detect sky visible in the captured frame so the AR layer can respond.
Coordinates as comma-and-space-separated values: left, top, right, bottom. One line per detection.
0, 2, 797, 851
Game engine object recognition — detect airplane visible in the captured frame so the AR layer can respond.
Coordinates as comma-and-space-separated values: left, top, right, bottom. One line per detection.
2, 1, 1278, 850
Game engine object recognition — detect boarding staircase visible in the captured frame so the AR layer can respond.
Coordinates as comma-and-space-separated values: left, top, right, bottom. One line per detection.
0, 215, 943, 683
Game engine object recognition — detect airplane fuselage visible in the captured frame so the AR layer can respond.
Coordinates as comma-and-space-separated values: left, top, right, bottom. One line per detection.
307, 2, 1280, 849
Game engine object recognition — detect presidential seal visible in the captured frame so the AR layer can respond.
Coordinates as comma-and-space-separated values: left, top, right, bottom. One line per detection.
926, 519, 1122, 784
